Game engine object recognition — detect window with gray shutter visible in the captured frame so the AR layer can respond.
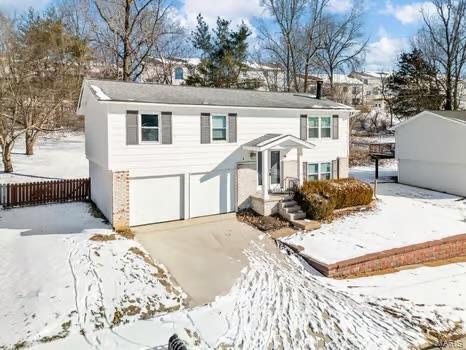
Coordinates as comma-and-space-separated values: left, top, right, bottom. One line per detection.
126, 110, 139, 145
332, 115, 339, 139
300, 115, 307, 140
200, 113, 211, 144
228, 113, 237, 143
161, 112, 172, 144
332, 159, 339, 179
303, 162, 308, 181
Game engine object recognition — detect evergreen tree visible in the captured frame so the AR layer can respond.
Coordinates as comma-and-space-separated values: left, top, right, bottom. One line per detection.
186, 14, 252, 88
387, 49, 444, 118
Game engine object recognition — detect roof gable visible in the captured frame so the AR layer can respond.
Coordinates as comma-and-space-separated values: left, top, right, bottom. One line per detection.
392, 111, 466, 131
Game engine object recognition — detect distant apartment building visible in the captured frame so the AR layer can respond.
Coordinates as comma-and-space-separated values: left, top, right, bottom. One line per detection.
350, 71, 388, 109
307, 74, 364, 106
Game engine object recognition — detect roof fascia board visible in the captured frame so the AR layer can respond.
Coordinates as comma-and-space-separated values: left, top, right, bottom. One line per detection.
101, 100, 354, 113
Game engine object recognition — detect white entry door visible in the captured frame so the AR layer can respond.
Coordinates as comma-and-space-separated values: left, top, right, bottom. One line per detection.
189, 169, 235, 218
129, 175, 183, 226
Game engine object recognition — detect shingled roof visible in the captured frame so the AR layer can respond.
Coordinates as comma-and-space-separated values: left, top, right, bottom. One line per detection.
84, 79, 352, 110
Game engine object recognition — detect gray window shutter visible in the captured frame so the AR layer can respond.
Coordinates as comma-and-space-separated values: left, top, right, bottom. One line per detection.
228, 113, 237, 143
200, 113, 210, 144
300, 115, 307, 140
332, 159, 339, 179
332, 115, 339, 139
161, 112, 172, 144
303, 162, 308, 181
126, 110, 139, 145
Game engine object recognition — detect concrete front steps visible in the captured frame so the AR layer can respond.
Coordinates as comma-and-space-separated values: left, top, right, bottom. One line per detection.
278, 197, 321, 231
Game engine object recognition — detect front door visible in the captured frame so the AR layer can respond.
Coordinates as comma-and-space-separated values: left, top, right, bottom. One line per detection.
270, 151, 281, 185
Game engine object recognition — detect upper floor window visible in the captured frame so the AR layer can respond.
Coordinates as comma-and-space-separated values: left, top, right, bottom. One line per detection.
321, 117, 331, 138
140, 113, 159, 142
175, 67, 184, 80
308, 116, 331, 139
212, 115, 227, 141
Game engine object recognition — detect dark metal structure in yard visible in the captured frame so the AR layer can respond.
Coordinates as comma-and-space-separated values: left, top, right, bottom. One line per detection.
0, 178, 90, 208
369, 143, 395, 179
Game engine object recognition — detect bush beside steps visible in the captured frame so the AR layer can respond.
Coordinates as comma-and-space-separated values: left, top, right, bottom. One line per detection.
294, 178, 374, 221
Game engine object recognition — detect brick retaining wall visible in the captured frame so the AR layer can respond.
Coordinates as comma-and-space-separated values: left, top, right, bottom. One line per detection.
284, 233, 466, 278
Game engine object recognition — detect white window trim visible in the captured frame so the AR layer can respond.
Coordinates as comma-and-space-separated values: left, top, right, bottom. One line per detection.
139, 112, 161, 144
308, 116, 332, 140
211, 114, 228, 143
308, 161, 333, 181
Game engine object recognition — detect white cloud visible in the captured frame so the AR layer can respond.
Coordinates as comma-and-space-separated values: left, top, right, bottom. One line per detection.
383, 0, 435, 25
176, 0, 265, 30
327, 0, 353, 13
0, 0, 51, 13
365, 33, 408, 71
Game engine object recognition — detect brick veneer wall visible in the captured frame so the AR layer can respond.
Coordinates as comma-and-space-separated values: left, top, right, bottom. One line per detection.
112, 171, 130, 231
285, 233, 466, 278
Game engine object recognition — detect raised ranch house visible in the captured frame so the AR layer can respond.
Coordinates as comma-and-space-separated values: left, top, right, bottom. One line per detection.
78, 80, 353, 229
394, 110, 466, 197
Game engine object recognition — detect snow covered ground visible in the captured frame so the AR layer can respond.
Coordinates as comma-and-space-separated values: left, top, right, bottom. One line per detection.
29, 242, 466, 350
1, 202, 465, 349
283, 182, 466, 264
0, 203, 185, 349
0, 132, 87, 184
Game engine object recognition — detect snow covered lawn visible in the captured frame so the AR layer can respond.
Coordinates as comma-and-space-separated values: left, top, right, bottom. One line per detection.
0, 203, 185, 349
29, 242, 466, 350
0, 132, 87, 184
283, 183, 466, 264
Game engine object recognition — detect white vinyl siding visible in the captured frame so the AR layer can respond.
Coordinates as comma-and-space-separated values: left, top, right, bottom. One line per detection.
104, 103, 349, 178
396, 112, 466, 197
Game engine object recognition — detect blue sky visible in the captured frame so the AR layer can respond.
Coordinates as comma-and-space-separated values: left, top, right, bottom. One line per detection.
0, 0, 432, 71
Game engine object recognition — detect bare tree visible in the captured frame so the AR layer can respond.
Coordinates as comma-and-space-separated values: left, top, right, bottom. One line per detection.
259, 0, 307, 92
301, 0, 328, 92
90, 0, 175, 81
417, 0, 466, 110
316, 5, 367, 91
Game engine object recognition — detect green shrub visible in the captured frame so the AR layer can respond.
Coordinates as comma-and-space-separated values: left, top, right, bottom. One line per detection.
294, 178, 373, 220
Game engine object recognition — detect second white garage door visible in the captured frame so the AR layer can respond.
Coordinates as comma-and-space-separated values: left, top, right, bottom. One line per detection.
129, 175, 183, 226
189, 170, 235, 218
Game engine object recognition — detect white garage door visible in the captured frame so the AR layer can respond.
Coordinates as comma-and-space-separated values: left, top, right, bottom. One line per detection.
130, 175, 183, 226
189, 170, 235, 218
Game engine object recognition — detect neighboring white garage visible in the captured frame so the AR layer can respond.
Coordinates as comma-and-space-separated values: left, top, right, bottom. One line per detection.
189, 169, 236, 218
394, 110, 466, 197
129, 175, 184, 226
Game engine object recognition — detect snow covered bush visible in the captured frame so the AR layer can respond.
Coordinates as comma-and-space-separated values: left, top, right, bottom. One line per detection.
295, 179, 373, 220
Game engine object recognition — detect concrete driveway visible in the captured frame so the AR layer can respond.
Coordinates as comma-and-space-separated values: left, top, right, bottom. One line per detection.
134, 213, 269, 306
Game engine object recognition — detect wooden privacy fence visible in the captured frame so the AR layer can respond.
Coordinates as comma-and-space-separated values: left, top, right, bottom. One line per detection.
0, 178, 90, 208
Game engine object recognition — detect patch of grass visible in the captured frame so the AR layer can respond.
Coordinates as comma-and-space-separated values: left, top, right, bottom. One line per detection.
13, 341, 29, 349
38, 320, 71, 343
128, 246, 156, 267
117, 228, 135, 240
89, 233, 117, 241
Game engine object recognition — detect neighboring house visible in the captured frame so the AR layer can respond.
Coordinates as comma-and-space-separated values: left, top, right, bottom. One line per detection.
78, 80, 353, 230
309, 74, 364, 106
393, 110, 466, 197
350, 71, 388, 109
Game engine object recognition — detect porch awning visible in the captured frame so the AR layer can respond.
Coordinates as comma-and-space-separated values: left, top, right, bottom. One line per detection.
242, 134, 315, 152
